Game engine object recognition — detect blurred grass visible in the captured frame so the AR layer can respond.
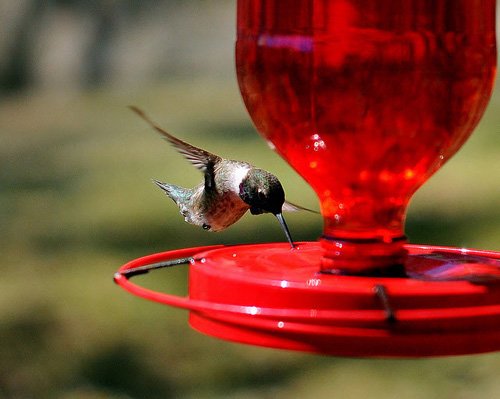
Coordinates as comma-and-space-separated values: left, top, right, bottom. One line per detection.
0, 75, 499, 399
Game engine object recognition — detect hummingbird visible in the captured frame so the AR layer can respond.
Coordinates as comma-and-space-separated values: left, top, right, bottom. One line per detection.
129, 106, 311, 248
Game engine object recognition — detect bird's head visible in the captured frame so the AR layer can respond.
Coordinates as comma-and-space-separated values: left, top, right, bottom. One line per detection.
239, 169, 295, 248
238, 169, 285, 215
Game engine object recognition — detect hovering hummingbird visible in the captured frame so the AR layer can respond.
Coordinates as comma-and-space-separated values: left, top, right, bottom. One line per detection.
129, 106, 311, 248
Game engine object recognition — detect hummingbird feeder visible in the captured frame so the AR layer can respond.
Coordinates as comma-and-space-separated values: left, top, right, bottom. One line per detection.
115, 0, 500, 357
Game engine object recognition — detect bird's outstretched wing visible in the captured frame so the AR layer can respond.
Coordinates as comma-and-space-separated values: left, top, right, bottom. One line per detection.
283, 201, 319, 214
129, 106, 220, 190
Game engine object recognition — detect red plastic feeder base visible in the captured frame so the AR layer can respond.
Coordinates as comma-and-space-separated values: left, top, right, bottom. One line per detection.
114, 242, 500, 358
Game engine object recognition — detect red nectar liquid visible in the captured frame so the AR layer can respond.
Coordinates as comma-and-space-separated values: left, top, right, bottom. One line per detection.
236, 0, 496, 273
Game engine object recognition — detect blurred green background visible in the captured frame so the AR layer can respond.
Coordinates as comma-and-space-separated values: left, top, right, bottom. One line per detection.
1, 1, 499, 398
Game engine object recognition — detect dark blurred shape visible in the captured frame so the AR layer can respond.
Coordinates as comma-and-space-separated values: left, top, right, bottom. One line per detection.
0, 0, 234, 94
0, 305, 61, 398
79, 342, 177, 398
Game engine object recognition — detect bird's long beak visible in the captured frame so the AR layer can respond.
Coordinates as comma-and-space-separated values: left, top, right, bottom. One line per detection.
274, 213, 296, 249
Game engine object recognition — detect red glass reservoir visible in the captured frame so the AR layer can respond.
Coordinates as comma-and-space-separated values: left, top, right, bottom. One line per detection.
236, 0, 497, 273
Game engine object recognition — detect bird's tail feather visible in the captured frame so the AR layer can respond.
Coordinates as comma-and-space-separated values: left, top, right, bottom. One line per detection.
152, 179, 190, 204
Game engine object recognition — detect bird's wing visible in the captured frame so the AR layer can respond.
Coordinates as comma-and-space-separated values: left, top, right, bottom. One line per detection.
129, 106, 221, 191
282, 200, 319, 214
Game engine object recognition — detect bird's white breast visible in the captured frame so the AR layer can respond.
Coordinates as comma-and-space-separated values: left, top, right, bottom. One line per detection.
227, 164, 250, 193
